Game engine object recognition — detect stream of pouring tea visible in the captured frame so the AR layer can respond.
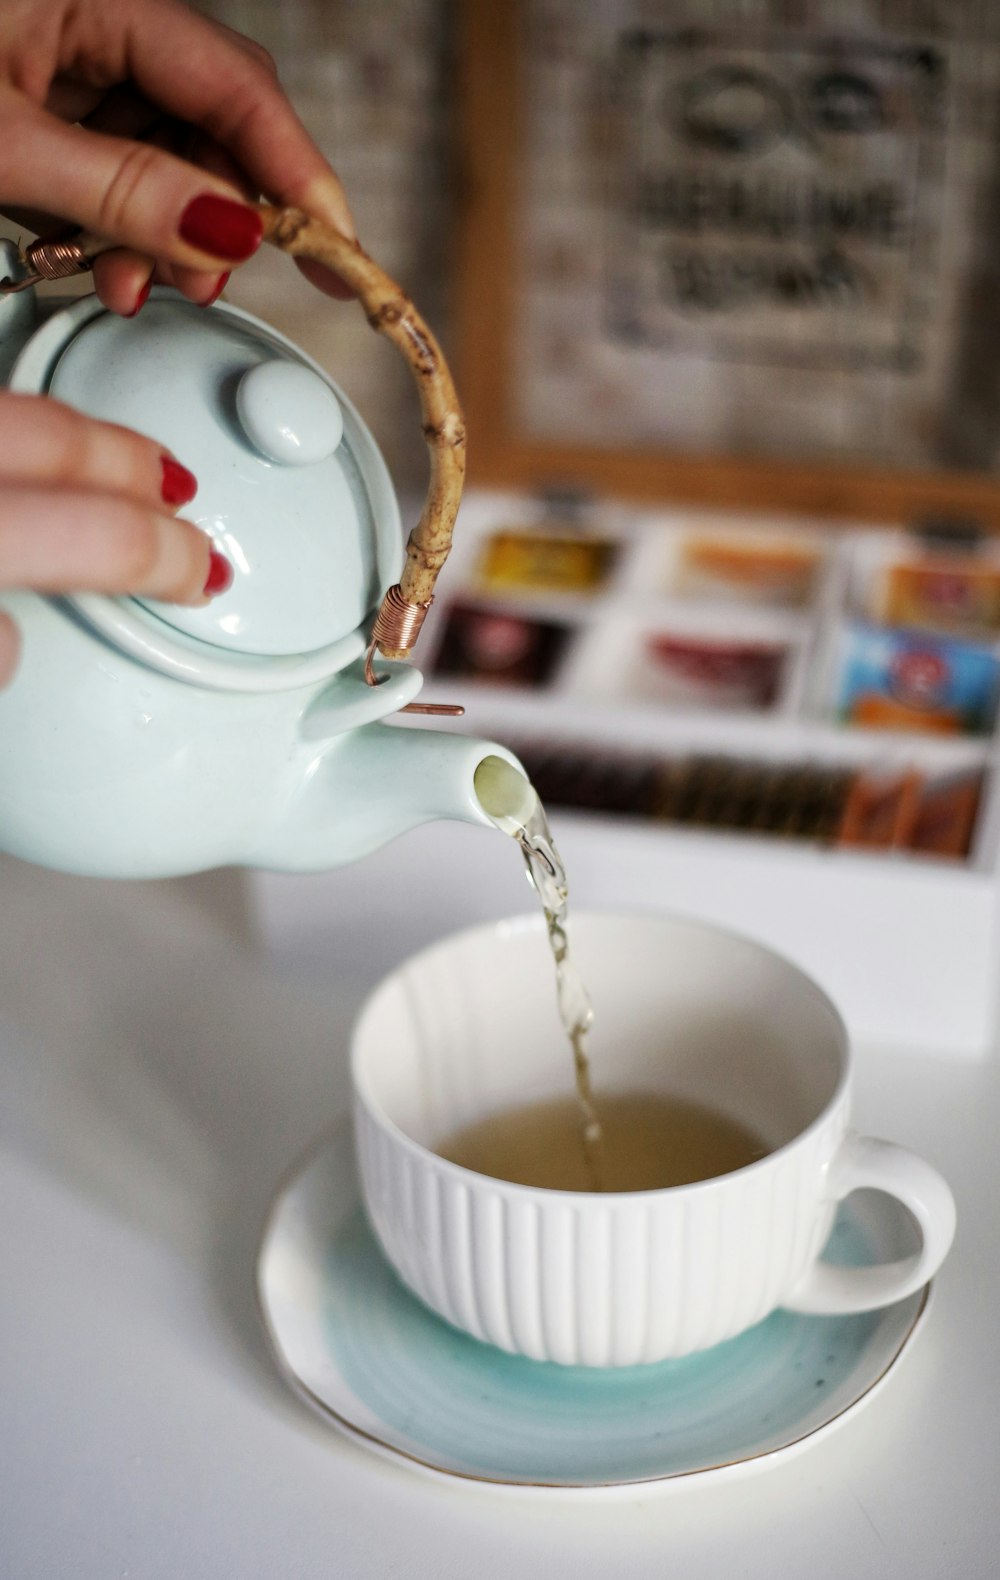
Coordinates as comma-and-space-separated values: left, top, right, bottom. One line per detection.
514, 797, 605, 1191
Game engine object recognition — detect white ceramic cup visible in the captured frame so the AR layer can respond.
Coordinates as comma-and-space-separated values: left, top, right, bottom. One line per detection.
351, 911, 956, 1367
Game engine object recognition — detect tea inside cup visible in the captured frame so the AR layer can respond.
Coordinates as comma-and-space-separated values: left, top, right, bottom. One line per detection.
433, 1088, 773, 1194
353, 910, 845, 1173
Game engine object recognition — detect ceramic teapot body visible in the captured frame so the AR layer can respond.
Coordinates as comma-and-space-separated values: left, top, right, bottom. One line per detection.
0, 249, 525, 877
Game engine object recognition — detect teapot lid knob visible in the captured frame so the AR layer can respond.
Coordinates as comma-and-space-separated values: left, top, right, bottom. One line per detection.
236, 360, 343, 465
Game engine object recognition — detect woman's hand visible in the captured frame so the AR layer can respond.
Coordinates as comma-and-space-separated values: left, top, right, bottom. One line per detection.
0, 0, 355, 311
0, 0, 354, 685
0, 392, 222, 683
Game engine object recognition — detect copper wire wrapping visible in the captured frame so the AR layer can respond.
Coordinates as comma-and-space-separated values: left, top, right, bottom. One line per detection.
363, 585, 431, 685
361, 585, 463, 711
23, 236, 94, 280
370, 584, 431, 653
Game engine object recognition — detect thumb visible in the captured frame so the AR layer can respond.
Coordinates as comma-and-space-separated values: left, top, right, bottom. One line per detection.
1, 97, 264, 268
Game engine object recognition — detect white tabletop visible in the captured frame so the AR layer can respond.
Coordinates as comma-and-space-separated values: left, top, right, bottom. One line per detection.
0, 848, 997, 1578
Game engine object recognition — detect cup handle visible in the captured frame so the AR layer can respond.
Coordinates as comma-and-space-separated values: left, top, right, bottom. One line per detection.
783, 1133, 956, 1315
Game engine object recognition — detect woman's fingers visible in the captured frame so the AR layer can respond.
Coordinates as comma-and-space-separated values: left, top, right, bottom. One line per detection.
0, 397, 217, 604
0, 0, 354, 266
0, 394, 196, 510
0, 97, 267, 271
88, 120, 212, 309
91, 247, 155, 316
0, 486, 212, 602
114, 0, 355, 235
0, 610, 20, 688
0, 395, 213, 606
166, 130, 253, 303
5, 0, 357, 302
40, 88, 164, 308
77, 83, 163, 143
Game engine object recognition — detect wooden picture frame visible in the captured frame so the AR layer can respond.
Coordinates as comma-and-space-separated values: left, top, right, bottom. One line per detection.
453, 2, 1000, 528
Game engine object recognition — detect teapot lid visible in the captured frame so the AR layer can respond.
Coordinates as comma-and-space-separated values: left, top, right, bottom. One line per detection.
36, 291, 401, 658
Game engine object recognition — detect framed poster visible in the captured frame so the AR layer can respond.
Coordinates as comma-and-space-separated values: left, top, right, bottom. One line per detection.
454, 1, 1000, 525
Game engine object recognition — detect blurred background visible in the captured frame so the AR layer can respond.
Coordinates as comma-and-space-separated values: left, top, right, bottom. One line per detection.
201, 0, 1000, 489
6, 0, 1000, 906
187, 0, 1000, 1051
191, 3, 1000, 868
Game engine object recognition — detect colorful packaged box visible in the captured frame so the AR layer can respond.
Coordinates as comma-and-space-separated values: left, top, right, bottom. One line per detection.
837, 769, 923, 850
432, 603, 572, 688
876, 557, 1000, 637
674, 534, 820, 607
644, 633, 786, 710
651, 755, 851, 840
768, 764, 855, 840
907, 770, 983, 859
835, 624, 1000, 735
508, 740, 659, 818
475, 529, 617, 595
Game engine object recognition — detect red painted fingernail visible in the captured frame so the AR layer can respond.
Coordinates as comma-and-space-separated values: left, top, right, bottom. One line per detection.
204, 550, 234, 597
125, 276, 152, 318
179, 194, 263, 261
201, 271, 231, 307
161, 456, 198, 507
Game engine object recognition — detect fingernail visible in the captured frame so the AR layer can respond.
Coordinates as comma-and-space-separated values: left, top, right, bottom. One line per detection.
161, 456, 198, 506
125, 277, 152, 318
179, 194, 263, 261
201, 271, 231, 307
204, 549, 234, 597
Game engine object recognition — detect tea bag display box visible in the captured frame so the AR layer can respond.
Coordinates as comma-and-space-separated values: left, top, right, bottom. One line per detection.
252, 492, 1000, 1058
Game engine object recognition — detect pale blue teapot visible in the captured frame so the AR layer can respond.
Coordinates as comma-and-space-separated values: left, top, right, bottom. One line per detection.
0, 221, 530, 878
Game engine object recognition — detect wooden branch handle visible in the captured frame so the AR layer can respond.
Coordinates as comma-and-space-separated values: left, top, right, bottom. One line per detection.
258, 205, 466, 662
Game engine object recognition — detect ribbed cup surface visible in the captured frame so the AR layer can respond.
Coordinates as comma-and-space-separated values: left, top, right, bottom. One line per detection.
355, 1098, 845, 1365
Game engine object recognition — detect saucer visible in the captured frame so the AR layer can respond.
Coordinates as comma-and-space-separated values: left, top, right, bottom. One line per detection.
256, 1128, 931, 1496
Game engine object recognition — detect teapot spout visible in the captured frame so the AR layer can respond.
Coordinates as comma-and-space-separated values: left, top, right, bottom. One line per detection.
249, 722, 536, 872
